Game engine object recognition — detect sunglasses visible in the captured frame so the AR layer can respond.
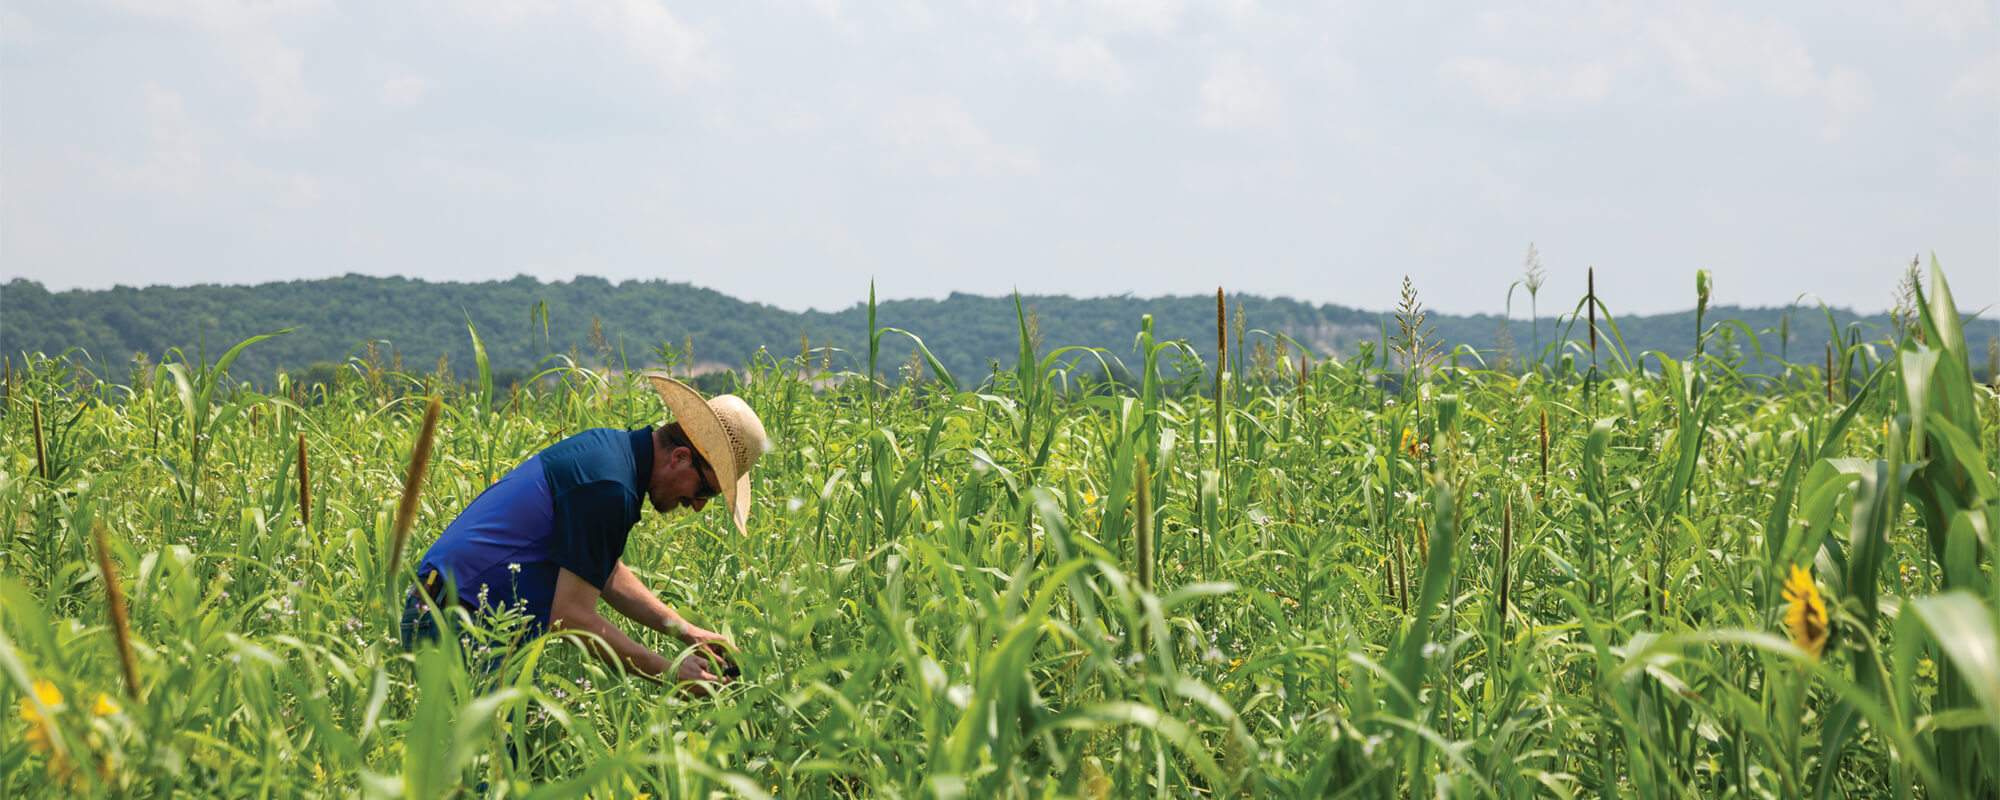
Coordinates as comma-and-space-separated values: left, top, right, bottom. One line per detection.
667, 431, 723, 501
690, 453, 721, 501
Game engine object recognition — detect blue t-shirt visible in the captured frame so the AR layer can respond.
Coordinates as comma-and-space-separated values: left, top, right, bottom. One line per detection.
414, 427, 654, 627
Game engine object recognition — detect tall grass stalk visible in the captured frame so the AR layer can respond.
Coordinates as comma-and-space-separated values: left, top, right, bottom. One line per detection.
1296, 352, 1309, 401
1135, 455, 1154, 594
1215, 287, 1227, 479
1587, 267, 1597, 356
296, 431, 312, 528
1393, 528, 1410, 614
92, 523, 143, 701
1537, 406, 1549, 503
387, 396, 443, 584
1693, 270, 1713, 382
32, 397, 47, 480
1586, 267, 1599, 403
1512, 242, 1548, 376
1498, 498, 1513, 628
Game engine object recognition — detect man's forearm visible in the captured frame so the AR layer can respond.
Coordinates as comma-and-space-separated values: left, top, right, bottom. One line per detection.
550, 604, 670, 682
603, 562, 698, 641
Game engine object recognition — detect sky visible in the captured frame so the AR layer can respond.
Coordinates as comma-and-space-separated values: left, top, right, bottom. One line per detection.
1, 0, 1995, 317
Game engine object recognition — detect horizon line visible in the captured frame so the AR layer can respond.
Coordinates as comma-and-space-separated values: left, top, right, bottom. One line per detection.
4, 271, 1932, 320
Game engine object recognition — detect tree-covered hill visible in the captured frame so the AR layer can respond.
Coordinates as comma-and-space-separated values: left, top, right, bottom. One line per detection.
3, 275, 1993, 385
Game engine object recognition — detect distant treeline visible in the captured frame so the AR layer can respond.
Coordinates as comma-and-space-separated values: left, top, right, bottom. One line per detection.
4, 275, 1995, 385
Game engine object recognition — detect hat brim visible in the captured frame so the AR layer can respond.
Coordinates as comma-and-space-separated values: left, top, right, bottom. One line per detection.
645, 374, 750, 534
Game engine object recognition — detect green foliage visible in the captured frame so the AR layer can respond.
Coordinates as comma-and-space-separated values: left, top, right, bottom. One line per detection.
12, 275, 1995, 387
1, 265, 1996, 797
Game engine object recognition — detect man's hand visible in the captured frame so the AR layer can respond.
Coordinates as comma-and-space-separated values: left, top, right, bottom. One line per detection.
671, 647, 731, 697
602, 562, 742, 682
551, 568, 673, 681
679, 626, 738, 676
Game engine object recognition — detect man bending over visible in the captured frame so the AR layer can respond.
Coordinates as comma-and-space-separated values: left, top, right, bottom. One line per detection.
403, 374, 769, 695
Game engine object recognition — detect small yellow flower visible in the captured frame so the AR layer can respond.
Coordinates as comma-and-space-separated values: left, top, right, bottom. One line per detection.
91, 693, 120, 717
17, 679, 62, 755
21, 678, 63, 714
1783, 564, 1828, 659
1401, 428, 1420, 459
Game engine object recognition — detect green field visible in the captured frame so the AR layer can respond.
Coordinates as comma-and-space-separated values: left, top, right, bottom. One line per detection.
3, 266, 1996, 798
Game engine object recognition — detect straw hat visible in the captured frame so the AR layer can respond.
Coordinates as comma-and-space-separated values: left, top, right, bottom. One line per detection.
645, 373, 769, 534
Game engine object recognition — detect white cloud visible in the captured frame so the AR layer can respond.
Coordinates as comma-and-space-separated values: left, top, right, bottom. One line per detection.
804, 0, 842, 22
416, 157, 521, 195
1439, 5, 1829, 105
1088, 0, 1190, 34
416, 0, 562, 27
878, 95, 1039, 179
381, 75, 430, 107
121, 84, 210, 198
983, 0, 1040, 26
98, 1, 328, 135
1034, 36, 1129, 92
2, 8, 45, 46
1822, 66, 1871, 117
102, 0, 330, 34
1899, 0, 1994, 40
801, 0, 861, 37
1815, 66, 1872, 140
1199, 53, 1279, 130
116, 82, 333, 205
1643, 9, 1817, 98
1437, 57, 1619, 108
1297, 45, 1361, 95
1460, 4, 1643, 46
422, 0, 716, 90
594, 0, 713, 89
1945, 55, 1999, 104
1936, 147, 1990, 179
1440, 6, 1891, 126
239, 34, 318, 135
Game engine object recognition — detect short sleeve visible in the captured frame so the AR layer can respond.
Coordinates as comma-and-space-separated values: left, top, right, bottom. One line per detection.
548, 481, 639, 589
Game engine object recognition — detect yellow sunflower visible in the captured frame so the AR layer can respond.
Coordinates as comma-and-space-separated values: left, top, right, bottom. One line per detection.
1782, 564, 1828, 659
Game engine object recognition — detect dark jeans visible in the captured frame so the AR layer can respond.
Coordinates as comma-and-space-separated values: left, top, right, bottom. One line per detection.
400, 589, 524, 776
398, 590, 510, 681
398, 590, 444, 649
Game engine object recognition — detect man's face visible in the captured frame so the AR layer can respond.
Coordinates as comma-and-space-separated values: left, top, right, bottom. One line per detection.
650, 443, 721, 514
